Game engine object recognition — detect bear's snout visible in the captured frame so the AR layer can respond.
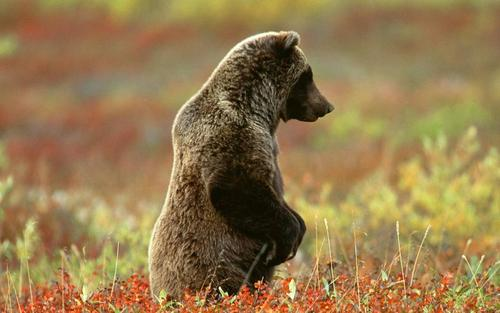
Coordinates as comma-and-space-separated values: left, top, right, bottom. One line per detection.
327, 103, 334, 113
318, 102, 334, 117
314, 96, 334, 119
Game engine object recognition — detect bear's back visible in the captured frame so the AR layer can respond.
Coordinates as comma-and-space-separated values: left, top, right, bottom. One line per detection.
150, 95, 268, 298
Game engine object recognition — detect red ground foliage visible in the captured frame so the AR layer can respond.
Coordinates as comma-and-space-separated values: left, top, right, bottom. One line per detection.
2, 271, 497, 312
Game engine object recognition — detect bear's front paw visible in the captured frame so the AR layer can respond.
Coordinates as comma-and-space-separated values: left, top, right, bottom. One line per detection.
287, 214, 306, 261
267, 246, 291, 266
267, 236, 297, 266
284, 203, 306, 259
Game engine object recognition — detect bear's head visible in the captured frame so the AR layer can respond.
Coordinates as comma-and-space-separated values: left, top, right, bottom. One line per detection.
271, 31, 334, 122
254, 31, 334, 122
212, 31, 333, 124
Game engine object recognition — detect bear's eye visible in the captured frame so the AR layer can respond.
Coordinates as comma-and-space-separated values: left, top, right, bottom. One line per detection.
301, 66, 313, 82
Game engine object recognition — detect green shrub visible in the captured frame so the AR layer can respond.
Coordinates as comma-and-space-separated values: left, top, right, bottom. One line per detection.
297, 127, 499, 258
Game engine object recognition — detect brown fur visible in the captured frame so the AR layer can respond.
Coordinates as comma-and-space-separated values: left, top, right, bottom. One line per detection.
148, 31, 332, 299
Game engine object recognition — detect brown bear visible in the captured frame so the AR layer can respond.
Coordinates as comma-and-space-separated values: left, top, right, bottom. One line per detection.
148, 31, 333, 299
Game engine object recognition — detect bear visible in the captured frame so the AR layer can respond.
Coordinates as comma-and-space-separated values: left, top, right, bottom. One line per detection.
148, 31, 333, 299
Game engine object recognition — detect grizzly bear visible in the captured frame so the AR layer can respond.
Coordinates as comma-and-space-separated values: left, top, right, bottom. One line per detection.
149, 31, 333, 299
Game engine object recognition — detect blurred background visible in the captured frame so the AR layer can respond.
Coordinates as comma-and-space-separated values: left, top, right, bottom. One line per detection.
0, 0, 499, 288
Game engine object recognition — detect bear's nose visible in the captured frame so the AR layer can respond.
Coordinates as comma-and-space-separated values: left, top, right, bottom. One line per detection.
327, 103, 334, 113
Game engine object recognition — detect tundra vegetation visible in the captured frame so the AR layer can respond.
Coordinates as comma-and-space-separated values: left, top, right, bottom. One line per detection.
1, 0, 499, 311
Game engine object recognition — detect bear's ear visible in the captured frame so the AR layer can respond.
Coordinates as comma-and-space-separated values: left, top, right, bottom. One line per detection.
273, 31, 300, 56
